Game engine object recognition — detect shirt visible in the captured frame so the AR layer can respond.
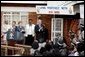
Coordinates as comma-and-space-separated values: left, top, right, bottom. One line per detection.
25, 24, 35, 37
2, 24, 11, 40
2, 24, 11, 33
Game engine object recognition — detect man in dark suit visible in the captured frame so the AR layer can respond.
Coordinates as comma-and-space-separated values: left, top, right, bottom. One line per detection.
35, 19, 48, 43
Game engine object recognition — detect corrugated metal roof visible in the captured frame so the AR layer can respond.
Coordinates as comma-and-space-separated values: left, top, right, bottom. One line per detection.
1, 1, 84, 6
1, 1, 47, 4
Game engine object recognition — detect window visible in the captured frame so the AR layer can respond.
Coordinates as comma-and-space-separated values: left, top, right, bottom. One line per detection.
12, 12, 20, 25
2, 11, 28, 27
55, 19, 61, 31
21, 12, 28, 26
51, 18, 63, 44
2, 12, 11, 25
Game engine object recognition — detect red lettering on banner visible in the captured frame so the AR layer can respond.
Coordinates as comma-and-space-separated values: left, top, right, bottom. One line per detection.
49, 11, 53, 13
54, 11, 60, 13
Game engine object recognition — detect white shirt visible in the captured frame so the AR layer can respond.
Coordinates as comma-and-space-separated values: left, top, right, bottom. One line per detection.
2, 24, 11, 40
30, 48, 36, 55
38, 42, 46, 50
2, 24, 11, 33
68, 51, 79, 56
25, 24, 35, 37
74, 52, 79, 56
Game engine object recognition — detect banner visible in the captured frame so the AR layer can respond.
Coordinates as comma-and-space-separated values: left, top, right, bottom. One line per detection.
36, 6, 74, 15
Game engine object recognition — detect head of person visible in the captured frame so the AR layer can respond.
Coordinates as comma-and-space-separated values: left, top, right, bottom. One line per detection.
18, 21, 22, 26
46, 39, 49, 44
29, 19, 32, 25
69, 44, 76, 53
69, 29, 73, 34
32, 40, 39, 49
37, 19, 42, 25
4, 20, 8, 25
40, 47, 46, 54
12, 21, 16, 26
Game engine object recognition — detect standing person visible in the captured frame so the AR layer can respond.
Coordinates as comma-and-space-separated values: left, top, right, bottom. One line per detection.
42, 24, 48, 42
10, 21, 17, 41
2, 20, 11, 42
25, 19, 35, 45
16, 21, 25, 44
2, 21, 17, 46
35, 19, 47, 43
78, 26, 84, 42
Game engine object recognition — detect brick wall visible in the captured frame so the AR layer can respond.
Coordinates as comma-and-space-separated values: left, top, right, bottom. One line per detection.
29, 12, 52, 40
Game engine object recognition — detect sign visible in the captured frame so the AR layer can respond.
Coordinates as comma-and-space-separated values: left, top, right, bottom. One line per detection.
36, 6, 74, 15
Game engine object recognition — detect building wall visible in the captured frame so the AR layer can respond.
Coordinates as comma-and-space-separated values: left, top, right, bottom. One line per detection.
29, 12, 37, 24
29, 12, 52, 40
74, 4, 80, 14
1, 11, 79, 46
74, 4, 84, 24
29, 12, 79, 48
1, 7, 36, 12
80, 4, 84, 25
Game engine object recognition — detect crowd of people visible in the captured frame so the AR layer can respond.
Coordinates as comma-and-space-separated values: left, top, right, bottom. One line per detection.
29, 24, 84, 56
30, 32, 84, 56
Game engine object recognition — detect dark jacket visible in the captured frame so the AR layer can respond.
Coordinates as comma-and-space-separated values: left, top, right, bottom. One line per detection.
7, 26, 17, 40
16, 26, 25, 40
35, 25, 48, 43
